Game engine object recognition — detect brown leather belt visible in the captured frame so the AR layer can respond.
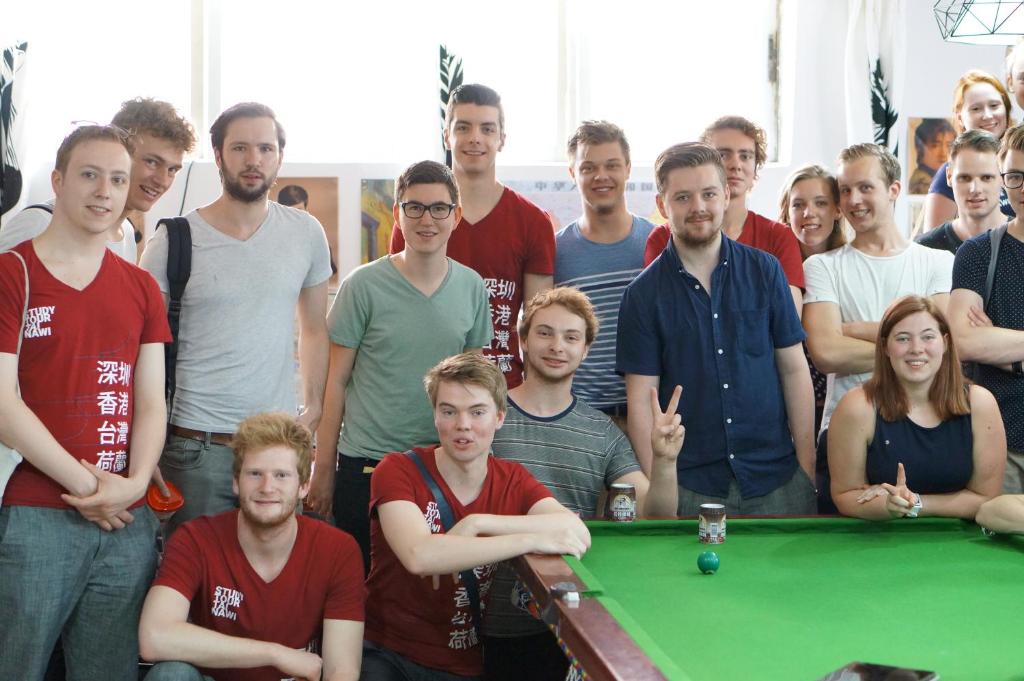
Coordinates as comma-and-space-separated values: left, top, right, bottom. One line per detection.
169, 425, 234, 446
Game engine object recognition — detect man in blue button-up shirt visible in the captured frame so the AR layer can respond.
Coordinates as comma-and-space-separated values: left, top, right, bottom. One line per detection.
617, 142, 816, 516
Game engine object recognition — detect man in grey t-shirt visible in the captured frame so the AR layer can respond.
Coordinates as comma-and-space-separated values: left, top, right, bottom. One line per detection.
140, 102, 331, 534
484, 286, 681, 681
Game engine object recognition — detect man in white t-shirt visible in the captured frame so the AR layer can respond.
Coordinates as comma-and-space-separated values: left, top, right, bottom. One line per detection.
0, 98, 196, 262
140, 102, 331, 535
803, 143, 954, 511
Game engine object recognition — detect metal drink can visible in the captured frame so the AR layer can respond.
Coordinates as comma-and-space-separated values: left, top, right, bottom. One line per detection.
699, 503, 726, 543
606, 483, 637, 522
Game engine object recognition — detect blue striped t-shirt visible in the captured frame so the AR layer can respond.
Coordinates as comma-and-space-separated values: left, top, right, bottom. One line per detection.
554, 215, 654, 410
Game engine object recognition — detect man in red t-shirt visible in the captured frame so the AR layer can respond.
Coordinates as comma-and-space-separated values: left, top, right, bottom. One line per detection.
362, 353, 590, 680
390, 84, 555, 388
643, 116, 805, 314
0, 126, 171, 679
139, 412, 364, 681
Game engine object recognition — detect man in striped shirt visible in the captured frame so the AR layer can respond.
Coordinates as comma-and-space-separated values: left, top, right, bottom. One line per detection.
554, 121, 655, 427
484, 287, 681, 681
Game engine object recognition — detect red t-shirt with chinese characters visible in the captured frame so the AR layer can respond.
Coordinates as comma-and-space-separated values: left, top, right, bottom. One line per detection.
642, 210, 806, 288
153, 511, 365, 681
0, 242, 171, 508
365, 445, 553, 676
390, 187, 555, 387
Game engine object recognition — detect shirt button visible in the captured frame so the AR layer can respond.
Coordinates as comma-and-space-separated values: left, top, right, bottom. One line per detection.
729, 453, 735, 460
723, 383, 729, 389
713, 313, 719, 319
726, 418, 732, 424
717, 349, 723, 355
694, 284, 700, 289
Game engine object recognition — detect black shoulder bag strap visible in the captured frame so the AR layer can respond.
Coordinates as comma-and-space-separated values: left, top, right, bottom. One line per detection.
403, 449, 484, 639
966, 224, 1008, 382
982, 223, 1008, 311
158, 217, 193, 410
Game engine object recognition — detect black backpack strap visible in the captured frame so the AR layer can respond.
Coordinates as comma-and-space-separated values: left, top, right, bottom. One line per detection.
158, 217, 192, 409
982, 223, 1008, 311
403, 449, 484, 639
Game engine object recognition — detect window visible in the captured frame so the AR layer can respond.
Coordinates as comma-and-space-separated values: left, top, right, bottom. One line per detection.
9, 1, 780, 166
7, 2, 191, 172
566, 0, 781, 163
212, 0, 780, 163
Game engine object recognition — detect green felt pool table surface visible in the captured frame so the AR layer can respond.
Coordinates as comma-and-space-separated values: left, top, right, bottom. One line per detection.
514, 518, 1024, 681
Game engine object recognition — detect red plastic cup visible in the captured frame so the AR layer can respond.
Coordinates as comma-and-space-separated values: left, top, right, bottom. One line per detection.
147, 480, 184, 522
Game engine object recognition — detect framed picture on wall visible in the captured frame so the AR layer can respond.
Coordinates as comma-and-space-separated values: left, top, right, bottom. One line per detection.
907, 117, 956, 195
271, 177, 340, 289
360, 179, 396, 264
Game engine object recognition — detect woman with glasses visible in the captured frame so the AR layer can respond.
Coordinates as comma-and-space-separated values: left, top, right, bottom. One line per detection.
828, 295, 1005, 521
923, 70, 1016, 231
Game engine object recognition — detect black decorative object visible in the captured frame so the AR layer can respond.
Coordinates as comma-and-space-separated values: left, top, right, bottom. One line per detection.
870, 58, 899, 154
439, 44, 464, 169
1, 42, 28, 217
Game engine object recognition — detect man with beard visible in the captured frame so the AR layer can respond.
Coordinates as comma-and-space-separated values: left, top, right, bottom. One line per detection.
643, 117, 804, 314
139, 412, 364, 681
140, 102, 331, 534
617, 142, 816, 516
554, 122, 654, 426
484, 287, 680, 681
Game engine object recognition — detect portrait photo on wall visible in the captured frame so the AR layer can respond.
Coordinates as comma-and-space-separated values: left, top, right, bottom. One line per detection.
907, 116, 956, 195
271, 177, 340, 288
360, 179, 396, 264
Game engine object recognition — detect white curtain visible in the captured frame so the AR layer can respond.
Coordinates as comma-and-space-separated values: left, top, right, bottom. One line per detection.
1, 41, 29, 225
844, 0, 907, 151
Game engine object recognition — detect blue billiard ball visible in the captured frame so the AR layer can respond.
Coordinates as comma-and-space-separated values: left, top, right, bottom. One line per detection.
697, 550, 720, 574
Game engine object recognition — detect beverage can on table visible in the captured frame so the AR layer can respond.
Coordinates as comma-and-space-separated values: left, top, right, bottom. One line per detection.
606, 483, 637, 522
699, 503, 726, 543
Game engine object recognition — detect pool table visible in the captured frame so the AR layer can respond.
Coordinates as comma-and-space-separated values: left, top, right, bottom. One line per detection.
512, 518, 1024, 681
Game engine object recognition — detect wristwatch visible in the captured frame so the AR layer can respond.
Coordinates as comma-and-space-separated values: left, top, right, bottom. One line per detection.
905, 493, 923, 519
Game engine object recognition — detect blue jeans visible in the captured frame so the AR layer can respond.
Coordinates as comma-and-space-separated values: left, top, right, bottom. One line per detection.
361, 641, 482, 681
145, 660, 212, 681
160, 434, 237, 536
0, 504, 158, 681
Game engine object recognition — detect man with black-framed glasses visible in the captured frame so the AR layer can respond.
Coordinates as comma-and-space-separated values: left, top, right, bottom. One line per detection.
389, 84, 556, 389
309, 160, 492, 569
949, 123, 1024, 494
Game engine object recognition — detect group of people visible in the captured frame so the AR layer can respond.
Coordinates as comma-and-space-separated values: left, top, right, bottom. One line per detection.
1, 72, 1024, 681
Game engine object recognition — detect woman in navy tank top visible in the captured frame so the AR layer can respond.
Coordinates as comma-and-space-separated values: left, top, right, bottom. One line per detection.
828, 295, 1005, 520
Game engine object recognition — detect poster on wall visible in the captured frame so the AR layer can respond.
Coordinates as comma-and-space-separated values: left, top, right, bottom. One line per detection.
504, 179, 664, 231
270, 177, 340, 289
361, 179, 396, 264
907, 117, 956, 195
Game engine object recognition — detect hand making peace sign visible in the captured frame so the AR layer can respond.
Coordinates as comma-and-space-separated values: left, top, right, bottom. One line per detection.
650, 385, 684, 463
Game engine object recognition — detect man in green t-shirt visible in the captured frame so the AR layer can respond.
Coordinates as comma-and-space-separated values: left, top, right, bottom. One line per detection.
309, 161, 493, 570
